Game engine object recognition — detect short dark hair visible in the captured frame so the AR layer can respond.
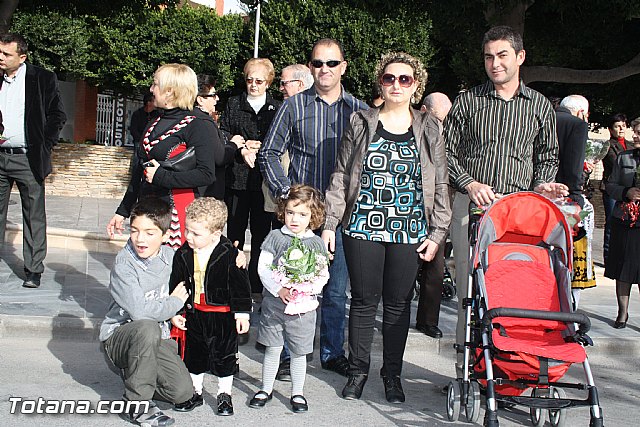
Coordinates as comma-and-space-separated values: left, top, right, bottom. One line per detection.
0, 33, 28, 55
197, 74, 217, 97
310, 38, 345, 61
130, 197, 172, 233
142, 92, 155, 104
607, 113, 627, 130
482, 25, 523, 53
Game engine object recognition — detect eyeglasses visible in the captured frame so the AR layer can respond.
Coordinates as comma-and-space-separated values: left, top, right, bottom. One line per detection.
310, 59, 342, 68
246, 77, 265, 85
380, 73, 415, 87
280, 79, 301, 87
201, 92, 217, 98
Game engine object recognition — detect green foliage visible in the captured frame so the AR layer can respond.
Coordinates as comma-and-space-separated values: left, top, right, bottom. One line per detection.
255, 0, 435, 101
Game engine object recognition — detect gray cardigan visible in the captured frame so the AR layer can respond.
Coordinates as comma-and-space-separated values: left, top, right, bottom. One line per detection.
99, 242, 183, 341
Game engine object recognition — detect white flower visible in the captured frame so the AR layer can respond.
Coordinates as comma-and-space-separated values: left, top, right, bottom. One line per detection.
288, 248, 304, 261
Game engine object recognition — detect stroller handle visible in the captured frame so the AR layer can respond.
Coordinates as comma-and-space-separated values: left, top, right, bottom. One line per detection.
482, 307, 591, 335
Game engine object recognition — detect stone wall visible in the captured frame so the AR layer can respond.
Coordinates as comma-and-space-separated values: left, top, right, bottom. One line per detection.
45, 144, 132, 198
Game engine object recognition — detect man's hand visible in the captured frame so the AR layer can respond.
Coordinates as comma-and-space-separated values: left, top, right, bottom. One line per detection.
277, 287, 291, 305
171, 314, 187, 330
321, 230, 336, 261
107, 214, 125, 238
241, 147, 257, 168
534, 182, 569, 199
230, 135, 245, 148
236, 318, 250, 334
627, 187, 640, 201
417, 239, 439, 262
171, 282, 189, 303
465, 181, 496, 207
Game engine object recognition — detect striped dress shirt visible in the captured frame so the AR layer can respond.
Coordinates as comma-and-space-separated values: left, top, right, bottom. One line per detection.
445, 81, 558, 194
258, 86, 368, 196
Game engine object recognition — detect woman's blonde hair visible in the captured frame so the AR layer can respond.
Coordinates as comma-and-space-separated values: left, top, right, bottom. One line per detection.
243, 58, 276, 86
154, 63, 198, 110
375, 52, 428, 105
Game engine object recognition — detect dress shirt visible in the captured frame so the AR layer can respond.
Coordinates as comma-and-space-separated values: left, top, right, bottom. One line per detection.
445, 80, 558, 194
0, 63, 27, 147
259, 86, 368, 196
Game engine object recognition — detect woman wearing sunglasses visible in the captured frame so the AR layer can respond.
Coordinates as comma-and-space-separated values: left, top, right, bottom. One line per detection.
323, 52, 451, 403
219, 58, 282, 296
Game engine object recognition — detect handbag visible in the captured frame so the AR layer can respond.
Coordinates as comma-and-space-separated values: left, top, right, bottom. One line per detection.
158, 146, 196, 172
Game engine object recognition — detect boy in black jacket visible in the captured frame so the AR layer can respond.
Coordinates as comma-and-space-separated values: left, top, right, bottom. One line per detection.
169, 197, 252, 416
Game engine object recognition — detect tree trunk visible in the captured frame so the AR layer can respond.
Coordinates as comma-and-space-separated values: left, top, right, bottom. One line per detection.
484, 0, 535, 35
522, 51, 640, 84
0, 0, 20, 34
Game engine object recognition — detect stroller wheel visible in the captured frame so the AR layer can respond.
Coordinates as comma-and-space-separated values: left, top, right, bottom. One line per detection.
446, 381, 461, 422
442, 278, 456, 301
529, 388, 547, 427
464, 381, 481, 423
548, 387, 567, 427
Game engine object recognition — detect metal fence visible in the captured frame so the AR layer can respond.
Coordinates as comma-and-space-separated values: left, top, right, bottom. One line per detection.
96, 93, 142, 147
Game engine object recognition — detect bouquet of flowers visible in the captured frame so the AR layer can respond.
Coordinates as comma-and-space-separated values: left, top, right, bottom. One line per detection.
554, 197, 591, 235
584, 139, 610, 163
271, 236, 329, 315
620, 165, 640, 227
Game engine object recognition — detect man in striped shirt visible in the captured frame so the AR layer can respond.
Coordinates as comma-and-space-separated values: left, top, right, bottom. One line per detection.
444, 26, 568, 374
259, 38, 368, 377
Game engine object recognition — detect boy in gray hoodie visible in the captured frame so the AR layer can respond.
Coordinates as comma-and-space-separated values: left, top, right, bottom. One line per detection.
100, 197, 194, 426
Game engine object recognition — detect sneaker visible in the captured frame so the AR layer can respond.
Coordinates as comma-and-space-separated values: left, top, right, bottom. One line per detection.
173, 393, 203, 412
321, 355, 350, 377
124, 404, 175, 426
216, 393, 233, 416
276, 360, 291, 382
341, 374, 368, 400
22, 271, 41, 288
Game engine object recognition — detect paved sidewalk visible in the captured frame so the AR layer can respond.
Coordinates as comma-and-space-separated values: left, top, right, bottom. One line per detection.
2, 194, 639, 353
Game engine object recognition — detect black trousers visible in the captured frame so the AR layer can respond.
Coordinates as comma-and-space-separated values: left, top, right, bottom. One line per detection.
343, 234, 421, 377
0, 152, 47, 274
184, 309, 238, 378
225, 188, 272, 293
416, 244, 445, 327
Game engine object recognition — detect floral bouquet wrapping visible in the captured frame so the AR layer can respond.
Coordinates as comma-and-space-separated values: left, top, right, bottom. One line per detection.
271, 236, 329, 315
554, 197, 591, 235
584, 139, 610, 163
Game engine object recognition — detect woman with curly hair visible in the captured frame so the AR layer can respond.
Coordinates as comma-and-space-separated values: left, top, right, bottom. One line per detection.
322, 52, 452, 403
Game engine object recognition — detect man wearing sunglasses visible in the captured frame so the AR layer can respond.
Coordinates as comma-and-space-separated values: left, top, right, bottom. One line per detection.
445, 26, 568, 378
259, 38, 368, 378
279, 64, 314, 100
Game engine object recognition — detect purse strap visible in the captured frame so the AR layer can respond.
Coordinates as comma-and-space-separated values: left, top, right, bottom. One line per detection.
142, 115, 196, 157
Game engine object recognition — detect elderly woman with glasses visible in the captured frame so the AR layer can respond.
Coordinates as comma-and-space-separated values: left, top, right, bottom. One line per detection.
323, 52, 451, 403
219, 58, 282, 295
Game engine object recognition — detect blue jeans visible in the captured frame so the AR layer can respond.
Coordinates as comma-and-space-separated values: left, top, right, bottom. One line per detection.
602, 191, 616, 260
320, 228, 349, 363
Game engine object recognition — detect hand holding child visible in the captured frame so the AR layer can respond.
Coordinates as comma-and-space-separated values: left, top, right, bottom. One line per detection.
236, 318, 250, 334
278, 287, 291, 305
171, 282, 189, 303
171, 314, 187, 330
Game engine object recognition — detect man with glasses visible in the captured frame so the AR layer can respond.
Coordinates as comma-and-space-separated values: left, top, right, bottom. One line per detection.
259, 38, 368, 378
279, 64, 313, 100
445, 26, 567, 379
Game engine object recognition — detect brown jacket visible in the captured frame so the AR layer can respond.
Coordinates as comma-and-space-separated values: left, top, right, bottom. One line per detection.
324, 107, 452, 246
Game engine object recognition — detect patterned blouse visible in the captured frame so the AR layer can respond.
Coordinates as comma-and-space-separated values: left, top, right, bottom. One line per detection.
345, 122, 427, 244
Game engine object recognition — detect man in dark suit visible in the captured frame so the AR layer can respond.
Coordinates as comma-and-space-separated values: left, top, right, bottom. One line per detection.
0, 33, 66, 288
555, 94, 589, 208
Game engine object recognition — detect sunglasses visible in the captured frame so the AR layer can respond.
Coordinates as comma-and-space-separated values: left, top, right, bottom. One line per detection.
246, 78, 265, 85
280, 79, 301, 86
310, 59, 342, 68
380, 74, 415, 87
201, 92, 217, 98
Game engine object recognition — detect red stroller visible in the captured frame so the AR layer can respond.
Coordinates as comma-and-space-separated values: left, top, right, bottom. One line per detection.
446, 192, 603, 427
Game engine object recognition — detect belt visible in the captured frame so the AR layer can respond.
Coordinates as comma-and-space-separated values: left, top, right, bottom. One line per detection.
0, 147, 28, 154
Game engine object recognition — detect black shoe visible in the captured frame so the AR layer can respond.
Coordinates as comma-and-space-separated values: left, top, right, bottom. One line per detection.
614, 314, 629, 329
276, 359, 291, 382
381, 374, 405, 403
173, 393, 203, 412
22, 272, 41, 288
342, 374, 368, 400
290, 395, 308, 413
321, 355, 350, 377
125, 404, 175, 426
216, 393, 233, 416
416, 324, 443, 338
249, 390, 272, 408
